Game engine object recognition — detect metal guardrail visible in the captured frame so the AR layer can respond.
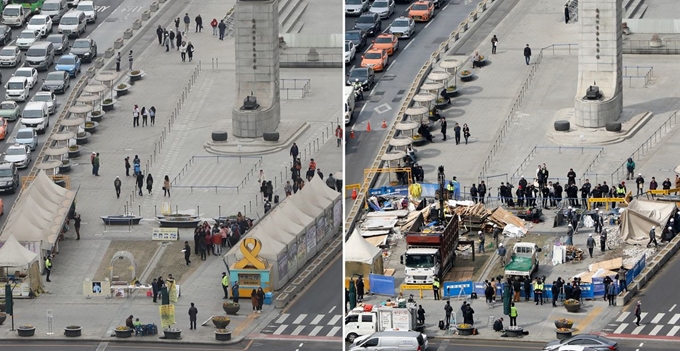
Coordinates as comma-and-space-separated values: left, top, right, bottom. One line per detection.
279, 54, 342, 63
170, 155, 263, 191
622, 40, 680, 54
508, 146, 604, 184
280, 78, 311, 99
623, 65, 654, 87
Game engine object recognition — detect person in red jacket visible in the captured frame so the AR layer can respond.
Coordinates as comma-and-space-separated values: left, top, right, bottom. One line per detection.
212, 231, 222, 255
210, 18, 218, 36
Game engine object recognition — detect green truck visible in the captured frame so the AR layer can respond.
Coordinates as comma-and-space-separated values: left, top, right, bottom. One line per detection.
504, 242, 540, 278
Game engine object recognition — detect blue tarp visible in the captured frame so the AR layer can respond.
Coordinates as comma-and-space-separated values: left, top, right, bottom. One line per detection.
369, 274, 395, 296
442, 281, 473, 297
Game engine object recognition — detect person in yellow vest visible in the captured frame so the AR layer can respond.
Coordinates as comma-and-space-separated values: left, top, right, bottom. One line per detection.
45, 255, 53, 282
533, 278, 544, 305
221, 272, 229, 299
433, 277, 441, 300
509, 302, 518, 326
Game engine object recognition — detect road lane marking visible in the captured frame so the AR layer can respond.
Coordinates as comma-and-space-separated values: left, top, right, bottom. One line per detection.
326, 326, 340, 336
276, 313, 290, 324
668, 326, 680, 336
310, 314, 324, 325
424, 21, 433, 29
613, 323, 628, 334
293, 314, 307, 324
649, 325, 663, 336
290, 325, 305, 335
650, 313, 665, 324
386, 60, 396, 71
639, 312, 648, 322
360, 104, 366, 114
404, 41, 413, 51
616, 312, 630, 322
309, 326, 323, 336
273, 325, 288, 335
328, 306, 336, 314
670, 304, 676, 312
669, 314, 680, 324
631, 324, 645, 334
327, 315, 341, 325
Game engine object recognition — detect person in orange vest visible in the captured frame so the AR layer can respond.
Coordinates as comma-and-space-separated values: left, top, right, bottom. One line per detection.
335, 125, 343, 147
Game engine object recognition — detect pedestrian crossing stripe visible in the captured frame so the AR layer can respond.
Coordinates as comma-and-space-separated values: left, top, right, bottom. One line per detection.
94, 5, 109, 12
610, 311, 680, 337
262, 313, 342, 337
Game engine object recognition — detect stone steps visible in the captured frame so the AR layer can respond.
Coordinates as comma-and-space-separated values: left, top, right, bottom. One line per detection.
624, 0, 647, 19
279, 0, 308, 33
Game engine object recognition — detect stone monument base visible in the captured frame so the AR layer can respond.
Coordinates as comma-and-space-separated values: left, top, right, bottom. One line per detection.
205, 119, 309, 156
547, 108, 653, 146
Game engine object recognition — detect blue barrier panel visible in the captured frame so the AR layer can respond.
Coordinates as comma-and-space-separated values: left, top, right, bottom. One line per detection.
443, 281, 473, 298
369, 274, 396, 296
474, 282, 486, 296
592, 277, 605, 297
580, 283, 594, 299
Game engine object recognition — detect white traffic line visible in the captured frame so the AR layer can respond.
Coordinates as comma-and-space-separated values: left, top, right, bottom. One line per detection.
386, 60, 396, 71
359, 104, 366, 114
404, 41, 413, 51
424, 21, 433, 29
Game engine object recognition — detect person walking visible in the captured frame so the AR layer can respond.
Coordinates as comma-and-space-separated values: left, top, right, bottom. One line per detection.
74, 214, 81, 240
417, 305, 425, 325
647, 226, 658, 248
128, 50, 134, 70
586, 233, 596, 258
509, 302, 518, 326
125, 157, 131, 176
462, 123, 470, 144
635, 301, 642, 326
163, 175, 171, 197
115, 52, 121, 71
180, 41, 187, 62
114, 176, 122, 198
194, 14, 203, 32
491, 35, 498, 54
183, 241, 191, 265
156, 24, 164, 44
141, 106, 148, 126
188, 303, 198, 330
523, 44, 532, 65
356, 276, 365, 302
444, 301, 453, 328
440, 117, 448, 141
149, 106, 156, 125
211, 18, 218, 35
231, 282, 240, 303
218, 20, 226, 40
453, 122, 461, 144
45, 255, 53, 282
183, 13, 190, 32
250, 289, 258, 312
626, 158, 635, 180
187, 41, 194, 62
335, 125, 343, 147
133, 105, 140, 127
169, 30, 176, 49
92, 153, 100, 176
174, 17, 180, 34
256, 287, 265, 313
136, 173, 144, 196
433, 276, 441, 300
290, 143, 299, 163
176, 30, 182, 50
221, 272, 229, 299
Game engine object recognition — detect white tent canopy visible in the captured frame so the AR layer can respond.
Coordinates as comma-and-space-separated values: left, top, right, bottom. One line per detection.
621, 199, 676, 244
345, 229, 381, 264
0, 235, 38, 267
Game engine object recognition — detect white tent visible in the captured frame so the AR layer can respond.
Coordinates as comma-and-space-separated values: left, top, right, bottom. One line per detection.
345, 229, 381, 264
620, 199, 676, 244
0, 234, 38, 267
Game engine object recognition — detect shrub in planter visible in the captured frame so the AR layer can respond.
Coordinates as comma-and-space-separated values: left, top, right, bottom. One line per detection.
554, 318, 574, 329
102, 99, 114, 105
564, 299, 581, 312
17, 325, 35, 337
222, 302, 240, 315
64, 325, 81, 337
212, 316, 231, 328
130, 70, 142, 76
116, 84, 129, 89
114, 326, 133, 338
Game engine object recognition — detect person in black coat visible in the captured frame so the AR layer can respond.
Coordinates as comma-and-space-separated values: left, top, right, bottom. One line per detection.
523, 278, 531, 301
193, 228, 201, 255
136, 173, 144, 196
551, 282, 559, 307
155, 25, 163, 45
417, 305, 425, 325
256, 287, 265, 312
151, 278, 159, 302
199, 236, 207, 260
146, 174, 154, 195
440, 117, 447, 141
356, 276, 365, 302
183, 241, 191, 265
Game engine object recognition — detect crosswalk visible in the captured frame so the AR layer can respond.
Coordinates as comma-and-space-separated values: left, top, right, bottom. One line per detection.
261, 313, 342, 337
606, 311, 680, 337
94, 6, 109, 12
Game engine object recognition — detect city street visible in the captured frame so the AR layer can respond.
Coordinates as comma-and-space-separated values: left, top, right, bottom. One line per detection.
424, 338, 679, 351
0, 339, 336, 351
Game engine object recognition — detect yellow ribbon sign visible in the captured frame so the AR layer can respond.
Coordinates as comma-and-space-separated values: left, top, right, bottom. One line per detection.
235, 237, 267, 269
159, 304, 176, 328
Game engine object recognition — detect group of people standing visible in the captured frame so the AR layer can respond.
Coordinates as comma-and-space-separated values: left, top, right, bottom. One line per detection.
132, 105, 157, 127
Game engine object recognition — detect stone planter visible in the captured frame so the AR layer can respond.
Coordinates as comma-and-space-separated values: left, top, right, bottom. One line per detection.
90, 111, 105, 122
470, 11, 478, 21
215, 330, 232, 341
68, 145, 82, 158
0, 312, 6, 325
114, 85, 129, 97
76, 132, 91, 145
505, 327, 523, 337
59, 161, 72, 174
458, 71, 474, 81
478, 1, 486, 11
115, 328, 133, 338
222, 302, 240, 315
435, 98, 450, 109
212, 317, 231, 329
102, 100, 116, 112
123, 28, 133, 39
446, 86, 461, 95
564, 302, 581, 313
64, 326, 81, 337
556, 328, 573, 340
114, 38, 124, 49
459, 21, 468, 31
128, 70, 145, 82
86, 66, 96, 78
554, 320, 574, 329
17, 327, 35, 337
84, 122, 99, 133
456, 326, 473, 336
163, 329, 181, 340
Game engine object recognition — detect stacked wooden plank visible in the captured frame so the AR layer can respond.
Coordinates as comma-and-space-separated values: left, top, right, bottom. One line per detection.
489, 207, 527, 231
451, 203, 490, 230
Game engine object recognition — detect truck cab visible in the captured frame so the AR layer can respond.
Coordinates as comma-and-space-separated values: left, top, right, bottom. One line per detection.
403, 247, 439, 284
2, 5, 29, 27
504, 242, 540, 278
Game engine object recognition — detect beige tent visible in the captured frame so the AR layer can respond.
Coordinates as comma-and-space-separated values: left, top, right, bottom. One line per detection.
345, 229, 384, 285
620, 199, 676, 245
0, 235, 38, 267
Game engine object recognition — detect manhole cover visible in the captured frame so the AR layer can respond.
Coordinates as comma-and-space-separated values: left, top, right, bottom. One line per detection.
105, 17, 117, 22
392, 98, 401, 103
374, 91, 385, 96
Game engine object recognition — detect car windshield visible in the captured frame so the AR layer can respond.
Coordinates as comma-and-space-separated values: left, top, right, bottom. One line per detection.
0, 48, 15, 56
7, 82, 24, 89
0, 103, 15, 110
22, 109, 43, 118
357, 16, 374, 23
46, 72, 64, 81
392, 20, 409, 27
26, 48, 46, 57
3, 8, 20, 16
6, 148, 25, 156
405, 254, 435, 268
376, 37, 393, 44
364, 52, 382, 59
14, 70, 31, 77
17, 130, 34, 139
58, 57, 76, 65
373, 1, 388, 8
19, 32, 36, 39
0, 169, 12, 177
349, 69, 368, 79
412, 4, 429, 10
61, 17, 78, 25
29, 17, 47, 25
73, 40, 90, 48
345, 42, 352, 51
77, 4, 94, 11
345, 32, 360, 40
346, 0, 362, 4
33, 94, 51, 102
42, 3, 60, 11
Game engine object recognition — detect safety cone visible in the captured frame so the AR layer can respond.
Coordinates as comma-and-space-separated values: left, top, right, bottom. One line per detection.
350, 126, 355, 139
381, 119, 387, 128
366, 122, 372, 132
351, 188, 358, 200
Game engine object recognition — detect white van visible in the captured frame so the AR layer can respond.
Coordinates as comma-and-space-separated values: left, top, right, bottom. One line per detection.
344, 86, 356, 125
5, 77, 30, 102
2, 4, 29, 27
21, 102, 50, 134
350, 331, 428, 351
58, 10, 86, 38
41, 0, 69, 23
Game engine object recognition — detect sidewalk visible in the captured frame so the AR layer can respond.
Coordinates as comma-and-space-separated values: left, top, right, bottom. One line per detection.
0, 0, 341, 344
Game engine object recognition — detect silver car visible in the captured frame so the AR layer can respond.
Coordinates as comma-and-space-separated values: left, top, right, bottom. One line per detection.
389, 17, 416, 39
30, 91, 58, 115
369, 0, 395, 19
345, 0, 369, 16
3, 144, 31, 168
14, 128, 37, 151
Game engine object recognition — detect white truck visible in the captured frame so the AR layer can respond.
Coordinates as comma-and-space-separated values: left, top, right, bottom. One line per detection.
504, 242, 540, 278
344, 306, 421, 343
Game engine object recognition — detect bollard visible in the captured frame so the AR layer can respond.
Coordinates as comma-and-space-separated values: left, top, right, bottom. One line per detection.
197, 206, 200, 215
154, 205, 157, 217
132, 19, 142, 30
218, 206, 221, 217
114, 38, 124, 49
141, 11, 151, 21
150, 2, 159, 11
94, 57, 105, 68
123, 28, 134, 39
176, 205, 179, 214
139, 205, 141, 216
105, 47, 114, 58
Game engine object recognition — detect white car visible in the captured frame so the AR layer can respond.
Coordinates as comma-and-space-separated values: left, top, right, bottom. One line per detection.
389, 17, 416, 39
15, 30, 39, 50
76, 1, 97, 23
26, 15, 53, 37
345, 41, 356, 63
3, 144, 31, 169
13, 68, 39, 89
0, 46, 21, 67
30, 91, 58, 115
369, 0, 395, 19
345, 0, 369, 16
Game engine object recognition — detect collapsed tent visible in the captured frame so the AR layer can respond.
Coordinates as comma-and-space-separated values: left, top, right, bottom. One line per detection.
620, 199, 676, 245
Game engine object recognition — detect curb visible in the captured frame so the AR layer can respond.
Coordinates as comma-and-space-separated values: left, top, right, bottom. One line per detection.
0, 334, 245, 345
